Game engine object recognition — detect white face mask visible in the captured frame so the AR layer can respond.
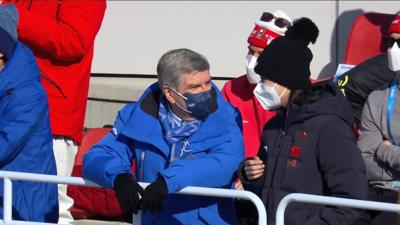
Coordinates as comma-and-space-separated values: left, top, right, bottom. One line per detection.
253, 82, 287, 110
245, 54, 261, 84
388, 42, 400, 72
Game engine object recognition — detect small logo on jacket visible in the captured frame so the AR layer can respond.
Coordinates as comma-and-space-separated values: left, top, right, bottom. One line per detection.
289, 145, 301, 157
287, 145, 301, 168
301, 131, 308, 141
287, 159, 297, 168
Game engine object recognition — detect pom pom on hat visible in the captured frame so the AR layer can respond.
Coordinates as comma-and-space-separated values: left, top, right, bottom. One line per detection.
285, 17, 319, 44
254, 17, 319, 89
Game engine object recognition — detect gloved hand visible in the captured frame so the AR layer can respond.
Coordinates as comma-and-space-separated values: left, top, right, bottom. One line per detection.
113, 173, 144, 214
141, 177, 168, 213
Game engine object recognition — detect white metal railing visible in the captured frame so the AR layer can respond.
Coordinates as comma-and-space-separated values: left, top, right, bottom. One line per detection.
276, 193, 400, 225
0, 171, 266, 225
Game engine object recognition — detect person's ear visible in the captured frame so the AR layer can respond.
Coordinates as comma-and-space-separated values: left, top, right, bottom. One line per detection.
162, 85, 176, 104
0, 52, 5, 64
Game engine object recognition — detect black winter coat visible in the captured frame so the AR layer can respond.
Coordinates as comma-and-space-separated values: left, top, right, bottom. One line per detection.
337, 53, 396, 126
241, 81, 368, 225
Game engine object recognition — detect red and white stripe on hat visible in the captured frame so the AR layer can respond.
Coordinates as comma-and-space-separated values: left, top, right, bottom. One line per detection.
247, 10, 292, 49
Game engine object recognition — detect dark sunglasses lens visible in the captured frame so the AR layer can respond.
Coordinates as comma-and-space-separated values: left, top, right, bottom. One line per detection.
275, 18, 290, 28
261, 12, 274, 22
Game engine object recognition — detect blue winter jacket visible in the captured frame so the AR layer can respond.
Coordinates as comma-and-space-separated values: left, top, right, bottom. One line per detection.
0, 42, 58, 222
83, 83, 244, 225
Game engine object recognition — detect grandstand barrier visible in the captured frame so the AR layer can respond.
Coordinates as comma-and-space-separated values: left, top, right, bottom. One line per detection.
0, 171, 266, 225
276, 193, 400, 225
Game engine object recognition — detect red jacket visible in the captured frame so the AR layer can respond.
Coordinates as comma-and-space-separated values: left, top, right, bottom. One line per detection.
2, 0, 106, 144
221, 75, 276, 157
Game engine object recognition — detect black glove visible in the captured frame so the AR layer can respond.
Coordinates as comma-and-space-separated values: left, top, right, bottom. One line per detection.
113, 173, 144, 214
141, 177, 168, 213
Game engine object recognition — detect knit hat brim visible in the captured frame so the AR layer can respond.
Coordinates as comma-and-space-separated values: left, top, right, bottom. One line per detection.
254, 37, 313, 89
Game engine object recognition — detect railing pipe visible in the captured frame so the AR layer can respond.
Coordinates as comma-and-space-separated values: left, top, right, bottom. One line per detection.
3, 178, 12, 223
0, 171, 267, 225
276, 193, 400, 225
175, 186, 266, 225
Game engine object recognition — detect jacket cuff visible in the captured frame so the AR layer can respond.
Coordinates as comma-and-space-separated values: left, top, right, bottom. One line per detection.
237, 160, 248, 183
159, 167, 180, 194
238, 160, 265, 192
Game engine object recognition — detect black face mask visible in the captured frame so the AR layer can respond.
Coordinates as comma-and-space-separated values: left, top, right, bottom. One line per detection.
171, 87, 218, 120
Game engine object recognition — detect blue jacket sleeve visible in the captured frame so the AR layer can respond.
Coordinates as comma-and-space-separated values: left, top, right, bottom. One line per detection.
0, 85, 47, 166
82, 104, 136, 188
160, 107, 245, 193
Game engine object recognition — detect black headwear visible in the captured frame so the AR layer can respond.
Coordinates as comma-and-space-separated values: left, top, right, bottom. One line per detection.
254, 17, 319, 89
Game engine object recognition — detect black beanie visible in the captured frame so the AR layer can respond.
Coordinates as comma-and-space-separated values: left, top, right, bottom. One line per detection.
254, 17, 319, 89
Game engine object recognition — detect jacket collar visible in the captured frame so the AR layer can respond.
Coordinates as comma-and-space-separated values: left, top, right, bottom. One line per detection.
0, 42, 38, 97
120, 82, 234, 157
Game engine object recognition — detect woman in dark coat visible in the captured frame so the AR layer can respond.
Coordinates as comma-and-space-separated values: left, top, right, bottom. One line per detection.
239, 17, 368, 225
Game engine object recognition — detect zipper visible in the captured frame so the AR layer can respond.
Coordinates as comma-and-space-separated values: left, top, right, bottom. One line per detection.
14, 0, 66, 98
22, 0, 61, 16
28, 0, 32, 10
40, 70, 67, 98
13, 0, 33, 10
139, 151, 146, 181
265, 113, 288, 210
56, 0, 62, 17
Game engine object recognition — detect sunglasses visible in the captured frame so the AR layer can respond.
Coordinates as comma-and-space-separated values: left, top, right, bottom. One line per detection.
260, 12, 291, 29
383, 37, 400, 48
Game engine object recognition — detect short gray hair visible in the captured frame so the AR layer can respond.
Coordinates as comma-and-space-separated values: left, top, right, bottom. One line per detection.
157, 48, 210, 89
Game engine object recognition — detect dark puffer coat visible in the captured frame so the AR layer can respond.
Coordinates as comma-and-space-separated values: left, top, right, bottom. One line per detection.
337, 53, 396, 126
241, 81, 368, 225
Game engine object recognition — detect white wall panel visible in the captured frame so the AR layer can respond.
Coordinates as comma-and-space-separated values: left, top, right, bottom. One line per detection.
92, 1, 336, 78
92, 1, 399, 78
337, 1, 400, 65
86, 0, 400, 127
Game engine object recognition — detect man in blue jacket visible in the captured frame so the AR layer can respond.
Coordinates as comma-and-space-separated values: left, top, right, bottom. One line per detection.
83, 48, 244, 225
0, 4, 58, 223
